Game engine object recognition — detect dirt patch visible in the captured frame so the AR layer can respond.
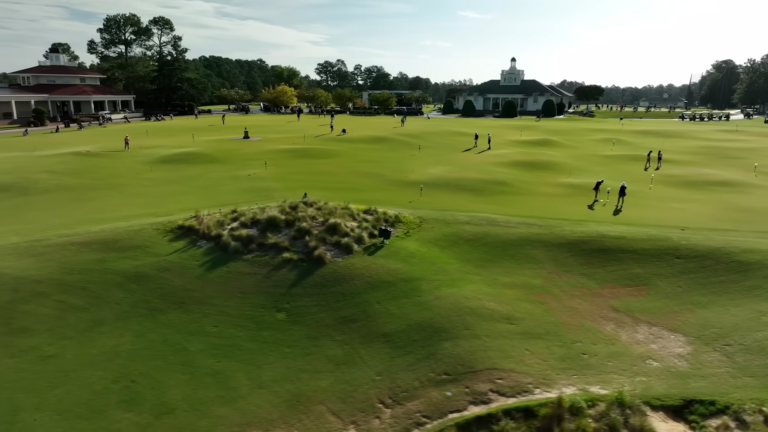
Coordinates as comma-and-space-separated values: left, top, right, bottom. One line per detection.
647, 410, 693, 432
538, 283, 691, 367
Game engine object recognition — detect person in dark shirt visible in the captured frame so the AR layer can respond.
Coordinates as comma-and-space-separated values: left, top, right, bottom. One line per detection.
645, 150, 653, 169
617, 182, 627, 207
487, 133, 492, 150
221, 114, 226, 125
657, 150, 663, 168
474, 132, 478, 148
592, 179, 604, 202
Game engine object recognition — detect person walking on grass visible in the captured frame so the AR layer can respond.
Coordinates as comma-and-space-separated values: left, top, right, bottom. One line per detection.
330, 118, 334, 134
657, 150, 663, 168
487, 133, 492, 150
617, 182, 627, 207
592, 179, 604, 202
401, 115, 406, 127
474, 132, 479, 148
124, 135, 130, 151
645, 150, 652, 169
221, 113, 226, 125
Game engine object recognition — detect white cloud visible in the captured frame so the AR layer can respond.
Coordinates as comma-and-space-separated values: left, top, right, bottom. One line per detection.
0, 0, 337, 72
457, 10, 491, 19
419, 40, 452, 47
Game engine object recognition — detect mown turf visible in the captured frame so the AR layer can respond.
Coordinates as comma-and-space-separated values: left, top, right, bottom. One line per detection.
1, 114, 768, 431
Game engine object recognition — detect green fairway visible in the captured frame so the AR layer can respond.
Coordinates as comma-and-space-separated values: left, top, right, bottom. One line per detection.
2, 114, 768, 431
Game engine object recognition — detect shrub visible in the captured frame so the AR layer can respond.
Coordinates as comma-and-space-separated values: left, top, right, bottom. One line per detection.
500, 100, 518, 118
461, 99, 477, 117
541, 99, 557, 117
31, 107, 48, 126
313, 248, 332, 263
442, 99, 455, 114
27, 120, 40, 127
556, 101, 566, 116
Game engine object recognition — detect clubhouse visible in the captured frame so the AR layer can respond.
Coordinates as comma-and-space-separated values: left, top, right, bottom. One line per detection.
455, 57, 574, 115
0, 44, 135, 122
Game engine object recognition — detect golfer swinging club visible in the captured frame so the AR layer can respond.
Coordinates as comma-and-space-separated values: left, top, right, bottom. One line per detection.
592, 179, 604, 202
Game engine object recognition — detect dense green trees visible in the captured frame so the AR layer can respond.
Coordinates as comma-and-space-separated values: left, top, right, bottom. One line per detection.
31, 107, 48, 126
442, 99, 455, 114
556, 101, 566, 116
541, 99, 557, 117
368, 91, 396, 110
461, 100, 477, 117
699, 60, 741, 109
500, 100, 518, 118
573, 85, 605, 110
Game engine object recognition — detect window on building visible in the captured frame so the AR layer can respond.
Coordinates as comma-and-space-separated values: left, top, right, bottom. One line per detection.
533, 94, 539, 103
80, 78, 86, 84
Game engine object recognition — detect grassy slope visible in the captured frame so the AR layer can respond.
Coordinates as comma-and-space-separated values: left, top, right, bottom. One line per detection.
2, 115, 768, 431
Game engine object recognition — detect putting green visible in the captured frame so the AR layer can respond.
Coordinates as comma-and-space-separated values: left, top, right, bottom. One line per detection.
1, 114, 768, 431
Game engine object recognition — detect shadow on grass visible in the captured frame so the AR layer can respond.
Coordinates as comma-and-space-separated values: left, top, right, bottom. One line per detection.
587, 202, 596, 211
164, 228, 240, 271
268, 259, 323, 290
362, 243, 384, 256
315, 133, 331, 138
613, 206, 623, 216
462, 147, 475, 152
476, 149, 491, 154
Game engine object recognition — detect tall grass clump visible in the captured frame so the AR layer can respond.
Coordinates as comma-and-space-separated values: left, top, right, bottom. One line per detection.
176, 200, 414, 263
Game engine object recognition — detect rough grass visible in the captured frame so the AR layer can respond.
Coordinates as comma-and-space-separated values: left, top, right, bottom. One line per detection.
176, 200, 409, 262
2, 114, 768, 431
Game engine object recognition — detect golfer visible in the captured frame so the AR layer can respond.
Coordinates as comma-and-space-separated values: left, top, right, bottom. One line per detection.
124, 135, 130, 151
592, 179, 604, 202
330, 119, 334, 134
221, 114, 226, 125
657, 150, 663, 168
487, 133, 492, 150
401, 116, 406, 127
474, 132, 478, 147
645, 150, 652, 169
617, 182, 627, 207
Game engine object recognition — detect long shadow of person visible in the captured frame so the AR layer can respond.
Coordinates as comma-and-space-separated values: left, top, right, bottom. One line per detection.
476, 149, 491, 155
644, 166, 649, 172
612, 206, 623, 217
462, 148, 474, 153
655, 166, 661, 171
587, 202, 596, 211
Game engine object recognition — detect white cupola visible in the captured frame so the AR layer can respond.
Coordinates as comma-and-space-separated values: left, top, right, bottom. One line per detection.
500, 56, 525, 85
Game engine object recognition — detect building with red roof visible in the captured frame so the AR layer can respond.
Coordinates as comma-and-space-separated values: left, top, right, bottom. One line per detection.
0, 44, 135, 120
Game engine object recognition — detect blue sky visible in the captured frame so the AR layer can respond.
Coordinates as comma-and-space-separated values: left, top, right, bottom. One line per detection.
2, 0, 766, 87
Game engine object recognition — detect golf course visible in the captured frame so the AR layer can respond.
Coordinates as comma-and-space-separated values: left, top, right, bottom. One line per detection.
2, 114, 768, 431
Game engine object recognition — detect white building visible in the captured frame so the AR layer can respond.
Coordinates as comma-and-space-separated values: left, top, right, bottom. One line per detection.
0, 44, 135, 121
456, 57, 573, 114
639, 96, 687, 108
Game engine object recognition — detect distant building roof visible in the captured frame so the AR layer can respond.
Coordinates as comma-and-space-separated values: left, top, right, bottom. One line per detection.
10, 65, 105, 77
0, 87, 49, 97
464, 79, 573, 97
23, 84, 131, 96
640, 96, 687, 103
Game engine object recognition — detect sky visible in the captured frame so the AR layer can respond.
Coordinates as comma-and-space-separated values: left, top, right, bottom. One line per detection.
1, 0, 767, 87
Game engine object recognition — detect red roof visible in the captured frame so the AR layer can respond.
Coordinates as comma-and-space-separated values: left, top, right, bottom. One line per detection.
10, 65, 105, 77
24, 84, 132, 96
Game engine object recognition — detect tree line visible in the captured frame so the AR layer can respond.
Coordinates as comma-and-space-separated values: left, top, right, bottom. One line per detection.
1, 12, 766, 111
553, 56, 768, 110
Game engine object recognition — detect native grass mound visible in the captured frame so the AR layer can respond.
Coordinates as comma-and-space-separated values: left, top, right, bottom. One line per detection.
176, 200, 415, 263
438, 391, 768, 432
